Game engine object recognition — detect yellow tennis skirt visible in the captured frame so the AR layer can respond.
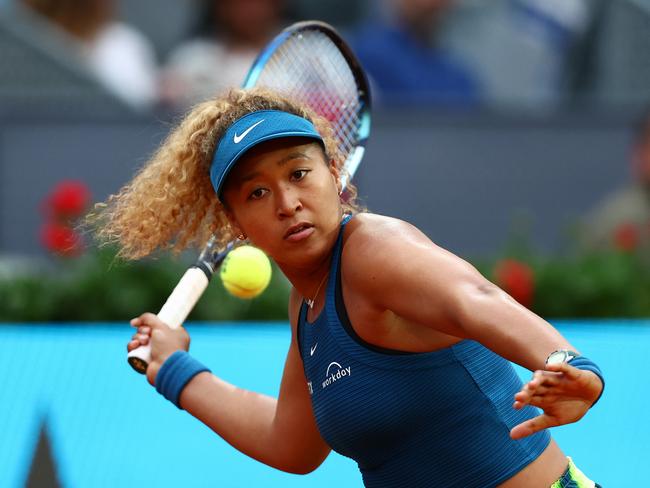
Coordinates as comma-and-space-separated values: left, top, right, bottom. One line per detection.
551, 457, 601, 488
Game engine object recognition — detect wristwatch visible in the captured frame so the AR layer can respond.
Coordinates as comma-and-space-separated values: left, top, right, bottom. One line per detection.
545, 349, 580, 366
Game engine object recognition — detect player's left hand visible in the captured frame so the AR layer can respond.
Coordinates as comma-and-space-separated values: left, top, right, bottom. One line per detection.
509, 362, 603, 440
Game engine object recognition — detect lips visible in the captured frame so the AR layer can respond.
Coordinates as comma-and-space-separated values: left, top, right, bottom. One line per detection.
284, 222, 314, 241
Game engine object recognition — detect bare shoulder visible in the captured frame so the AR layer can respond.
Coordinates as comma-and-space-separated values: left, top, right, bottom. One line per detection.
341, 213, 431, 289
342, 213, 480, 298
344, 213, 443, 262
346, 213, 429, 244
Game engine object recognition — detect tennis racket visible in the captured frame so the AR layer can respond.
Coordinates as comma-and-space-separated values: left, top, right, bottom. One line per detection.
127, 20, 371, 374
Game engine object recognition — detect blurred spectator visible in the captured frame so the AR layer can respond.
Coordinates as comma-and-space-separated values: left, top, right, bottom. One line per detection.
581, 111, 650, 253
160, 0, 285, 110
347, 0, 480, 107
576, 0, 650, 107
442, 0, 594, 110
21, 0, 158, 110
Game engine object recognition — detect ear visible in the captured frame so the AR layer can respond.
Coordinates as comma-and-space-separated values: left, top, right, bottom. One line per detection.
329, 160, 342, 195
223, 207, 247, 240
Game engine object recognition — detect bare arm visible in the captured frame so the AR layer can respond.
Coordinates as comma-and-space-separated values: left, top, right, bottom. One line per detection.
344, 215, 603, 438
346, 216, 572, 370
129, 290, 330, 473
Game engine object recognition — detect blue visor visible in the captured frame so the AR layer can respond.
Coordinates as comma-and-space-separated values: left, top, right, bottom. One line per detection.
210, 110, 323, 198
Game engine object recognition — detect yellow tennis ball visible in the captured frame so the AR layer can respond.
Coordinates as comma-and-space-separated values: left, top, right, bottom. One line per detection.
220, 245, 272, 299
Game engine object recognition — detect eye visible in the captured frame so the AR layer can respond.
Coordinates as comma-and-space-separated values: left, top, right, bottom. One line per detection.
291, 169, 310, 181
248, 188, 268, 200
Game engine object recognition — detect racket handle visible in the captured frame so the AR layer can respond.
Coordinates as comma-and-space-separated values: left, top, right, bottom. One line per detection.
127, 267, 210, 374
127, 343, 152, 375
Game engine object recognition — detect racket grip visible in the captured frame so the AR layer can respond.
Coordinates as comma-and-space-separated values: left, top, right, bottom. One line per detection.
127, 343, 152, 375
127, 267, 210, 374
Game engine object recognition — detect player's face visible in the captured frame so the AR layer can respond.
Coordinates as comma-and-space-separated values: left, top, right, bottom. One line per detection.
221, 138, 342, 268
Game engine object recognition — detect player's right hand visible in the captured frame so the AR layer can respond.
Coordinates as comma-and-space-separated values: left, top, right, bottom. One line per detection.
128, 312, 191, 386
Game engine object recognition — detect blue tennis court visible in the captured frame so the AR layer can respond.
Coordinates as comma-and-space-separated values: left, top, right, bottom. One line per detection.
0, 320, 646, 487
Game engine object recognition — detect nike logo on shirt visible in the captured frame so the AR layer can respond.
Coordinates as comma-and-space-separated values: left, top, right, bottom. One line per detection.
233, 119, 265, 143
310, 343, 318, 356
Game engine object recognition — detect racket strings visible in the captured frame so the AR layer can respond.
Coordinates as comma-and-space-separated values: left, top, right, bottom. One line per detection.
254, 31, 362, 164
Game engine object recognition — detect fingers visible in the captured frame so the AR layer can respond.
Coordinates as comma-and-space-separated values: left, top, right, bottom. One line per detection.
545, 362, 582, 380
127, 339, 139, 352
510, 414, 557, 440
126, 324, 152, 352
514, 392, 560, 411
514, 386, 549, 406
126, 335, 150, 350
513, 369, 561, 408
130, 312, 165, 329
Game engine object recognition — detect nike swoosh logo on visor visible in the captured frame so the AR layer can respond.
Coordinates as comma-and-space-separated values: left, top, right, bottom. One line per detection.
233, 119, 265, 144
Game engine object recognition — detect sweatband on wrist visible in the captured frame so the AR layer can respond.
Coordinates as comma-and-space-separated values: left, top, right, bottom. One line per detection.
155, 350, 211, 409
568, 356, 605, 407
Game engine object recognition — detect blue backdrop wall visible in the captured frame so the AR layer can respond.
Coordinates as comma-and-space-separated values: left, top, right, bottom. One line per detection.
0, 321, 647, 487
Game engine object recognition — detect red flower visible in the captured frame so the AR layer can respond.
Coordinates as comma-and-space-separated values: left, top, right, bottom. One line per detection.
40, 222, 83, 256
42, 180, 91, 219
494, 259, 535, 309
613, 223, 638, 252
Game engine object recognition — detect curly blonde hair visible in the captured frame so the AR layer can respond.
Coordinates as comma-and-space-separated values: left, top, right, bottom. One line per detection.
91, 87, 363, 260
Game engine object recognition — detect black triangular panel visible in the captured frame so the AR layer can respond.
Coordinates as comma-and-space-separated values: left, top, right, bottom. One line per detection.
25, 418, 61, 488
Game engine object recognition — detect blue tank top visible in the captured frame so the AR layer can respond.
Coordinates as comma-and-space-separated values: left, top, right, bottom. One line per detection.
297, 216, 550, 487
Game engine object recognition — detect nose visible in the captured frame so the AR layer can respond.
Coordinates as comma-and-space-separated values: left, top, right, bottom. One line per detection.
275, 185, 303, 218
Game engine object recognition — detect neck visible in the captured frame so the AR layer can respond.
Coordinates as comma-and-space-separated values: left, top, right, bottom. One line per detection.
276, 211, 346, 306
280, 256, 332, 306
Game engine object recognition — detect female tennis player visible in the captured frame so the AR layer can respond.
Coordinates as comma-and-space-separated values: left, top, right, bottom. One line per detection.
99, 88, 604, 487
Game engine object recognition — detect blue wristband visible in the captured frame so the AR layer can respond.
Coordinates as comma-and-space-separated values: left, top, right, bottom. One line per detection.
155, 351, 211, 409
568, 356, 605, 407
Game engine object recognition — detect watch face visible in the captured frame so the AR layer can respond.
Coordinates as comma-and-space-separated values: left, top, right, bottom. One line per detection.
546, 350, 568, 365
